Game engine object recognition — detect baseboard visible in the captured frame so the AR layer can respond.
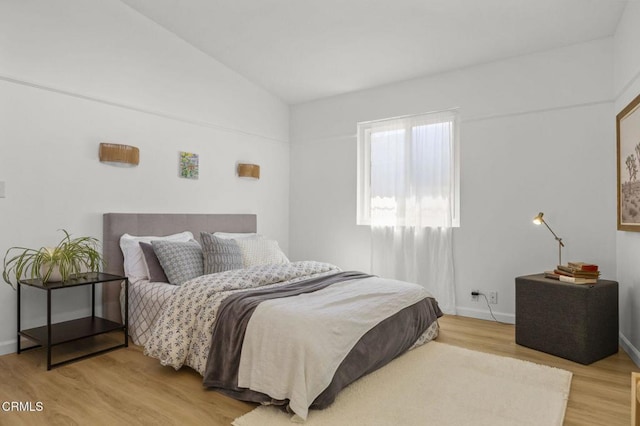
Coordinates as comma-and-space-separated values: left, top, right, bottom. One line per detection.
455, 306, 515, 324
619, 332, 640, 368
0, 339, 15, 356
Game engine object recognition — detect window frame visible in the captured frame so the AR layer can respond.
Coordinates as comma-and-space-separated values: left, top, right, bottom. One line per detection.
356, 110, 460, 227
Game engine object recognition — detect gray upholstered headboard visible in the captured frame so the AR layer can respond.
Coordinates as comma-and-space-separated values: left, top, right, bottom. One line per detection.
102, 213, 257, 322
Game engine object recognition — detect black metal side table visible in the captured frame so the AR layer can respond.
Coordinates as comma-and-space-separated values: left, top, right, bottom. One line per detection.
17, 272, 128, 370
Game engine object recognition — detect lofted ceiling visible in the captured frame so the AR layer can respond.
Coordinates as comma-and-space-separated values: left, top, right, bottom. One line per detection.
120, 0, 627, 105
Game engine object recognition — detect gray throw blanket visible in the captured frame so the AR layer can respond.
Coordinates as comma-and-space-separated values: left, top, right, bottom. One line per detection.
204, 271, 370, 388
203, 271, 443, 417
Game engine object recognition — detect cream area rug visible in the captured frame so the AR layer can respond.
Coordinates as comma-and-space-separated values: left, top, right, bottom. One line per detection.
232, 341, 572, 426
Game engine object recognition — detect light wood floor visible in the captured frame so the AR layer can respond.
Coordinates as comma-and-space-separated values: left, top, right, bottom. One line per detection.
437, 316, 639, 426
0, 315, 637, 425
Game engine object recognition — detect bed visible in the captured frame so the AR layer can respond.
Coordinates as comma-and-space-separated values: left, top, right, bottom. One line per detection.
102, 213, 442, 421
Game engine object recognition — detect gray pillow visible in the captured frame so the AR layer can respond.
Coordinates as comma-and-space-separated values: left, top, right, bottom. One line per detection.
139, 242, 169, 283
151, 240, 203, 285
201, 232, 244, 274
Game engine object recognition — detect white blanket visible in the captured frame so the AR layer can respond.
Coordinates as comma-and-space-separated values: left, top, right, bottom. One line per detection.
237, 276, 430, 421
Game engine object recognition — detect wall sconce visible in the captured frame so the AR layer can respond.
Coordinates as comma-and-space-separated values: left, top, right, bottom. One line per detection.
237, 163, 260, 179
99, 143, 139, 166
533, 212, 565, 266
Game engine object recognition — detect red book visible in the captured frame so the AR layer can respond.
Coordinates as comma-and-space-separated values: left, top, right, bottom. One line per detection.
567, 262, 598, 272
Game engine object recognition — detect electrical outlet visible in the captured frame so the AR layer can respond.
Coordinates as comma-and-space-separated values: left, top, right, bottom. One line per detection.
489, 291, 498, 304
471, 289, 479, 301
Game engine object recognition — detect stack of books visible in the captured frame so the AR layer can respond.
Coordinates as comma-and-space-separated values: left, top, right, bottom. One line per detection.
544, 262, 600, 284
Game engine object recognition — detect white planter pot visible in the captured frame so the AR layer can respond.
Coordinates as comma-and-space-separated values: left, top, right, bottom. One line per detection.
40, 263, 62, 282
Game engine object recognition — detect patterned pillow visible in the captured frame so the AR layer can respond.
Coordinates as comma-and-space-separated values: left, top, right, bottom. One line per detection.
235, 239, 289, 268
139, 242, 169, 283
151, 240, 203, 285
200, 232, 244, 274
119, 231, 193, 283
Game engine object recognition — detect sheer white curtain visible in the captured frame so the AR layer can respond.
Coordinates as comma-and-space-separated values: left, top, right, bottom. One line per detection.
360, 110, 458, 314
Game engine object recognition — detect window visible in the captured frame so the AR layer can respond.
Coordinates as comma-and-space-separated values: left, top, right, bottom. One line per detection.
357, 110, 460, 227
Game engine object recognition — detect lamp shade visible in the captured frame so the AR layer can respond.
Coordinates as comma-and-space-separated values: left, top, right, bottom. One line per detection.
533, 212, 544, 225
237, 163, 260, 179
99, 143, 139, 166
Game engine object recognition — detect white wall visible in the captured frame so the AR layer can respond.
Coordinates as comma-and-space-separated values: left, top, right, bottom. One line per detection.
614, 1, 640, 366
0, 0, 290, 355
290, 38, 616, 323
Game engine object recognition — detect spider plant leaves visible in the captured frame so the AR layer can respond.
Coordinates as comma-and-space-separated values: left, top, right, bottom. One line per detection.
2, 230, 105, 289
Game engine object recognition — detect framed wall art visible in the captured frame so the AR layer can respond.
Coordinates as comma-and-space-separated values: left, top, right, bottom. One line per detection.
179, 151, 199, 180
617, 93, 640, 231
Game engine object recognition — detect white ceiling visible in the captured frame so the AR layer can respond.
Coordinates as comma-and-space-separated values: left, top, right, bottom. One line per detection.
120, 0, 627, 105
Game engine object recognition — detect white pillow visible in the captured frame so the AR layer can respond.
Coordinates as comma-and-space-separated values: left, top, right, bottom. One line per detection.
119, 231, 193, 283
214, 232, 263, 240
235, 239, 289, 268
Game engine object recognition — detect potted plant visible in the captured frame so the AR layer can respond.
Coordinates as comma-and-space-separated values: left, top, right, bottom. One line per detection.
2, 230, 104, 289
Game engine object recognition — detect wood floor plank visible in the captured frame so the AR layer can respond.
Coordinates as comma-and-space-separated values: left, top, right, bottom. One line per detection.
0, 316, 637, 425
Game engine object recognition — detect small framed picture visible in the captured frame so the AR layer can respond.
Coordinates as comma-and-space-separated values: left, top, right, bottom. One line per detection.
617, 93, 640, 231
179, 152, 199, 180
